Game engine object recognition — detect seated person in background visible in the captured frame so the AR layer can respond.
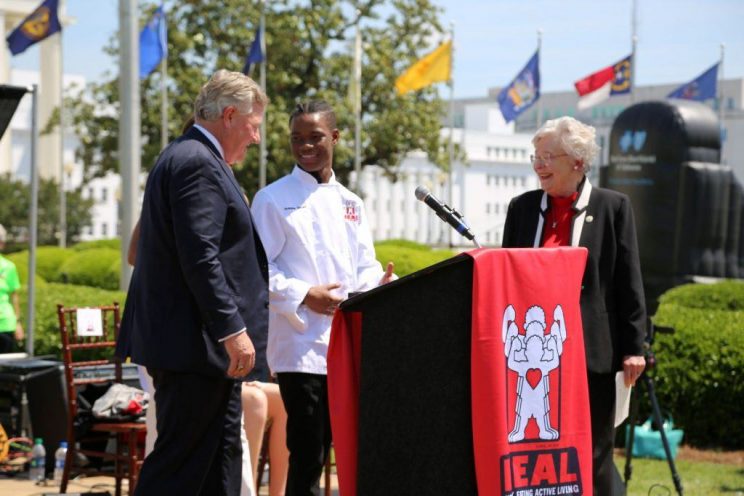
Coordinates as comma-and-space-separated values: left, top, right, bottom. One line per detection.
241, 381, 289, 496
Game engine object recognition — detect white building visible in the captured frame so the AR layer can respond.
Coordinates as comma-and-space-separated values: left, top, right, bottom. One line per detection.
5, 68, 121, 242
359, 78, 744, 248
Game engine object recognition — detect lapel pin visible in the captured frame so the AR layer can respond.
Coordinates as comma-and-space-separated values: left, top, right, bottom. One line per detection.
586, 215, 594, 223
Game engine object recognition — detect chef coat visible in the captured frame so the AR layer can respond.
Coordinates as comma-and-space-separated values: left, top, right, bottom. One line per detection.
251, 165, 384, 374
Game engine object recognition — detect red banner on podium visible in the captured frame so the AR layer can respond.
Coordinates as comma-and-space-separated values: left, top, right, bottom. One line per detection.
327, 311, 362, 496
469, 247, 592, 495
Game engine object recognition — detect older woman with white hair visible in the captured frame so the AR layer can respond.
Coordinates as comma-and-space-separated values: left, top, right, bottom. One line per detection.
502, 116, 647, 495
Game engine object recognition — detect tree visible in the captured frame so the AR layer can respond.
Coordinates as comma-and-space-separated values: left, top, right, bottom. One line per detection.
0, 174, 94, 247
66, 0, 457, 196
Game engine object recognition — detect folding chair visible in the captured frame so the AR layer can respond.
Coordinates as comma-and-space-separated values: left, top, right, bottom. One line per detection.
57, 303, 146, 496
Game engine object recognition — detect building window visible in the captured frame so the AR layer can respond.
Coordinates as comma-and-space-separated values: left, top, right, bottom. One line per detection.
521, 177, 526, 187
486, 232, 491, 243
101, 223, 108, 237
486, 203, 490, 214
101, 187, 108, 202
495, 204, 500, 214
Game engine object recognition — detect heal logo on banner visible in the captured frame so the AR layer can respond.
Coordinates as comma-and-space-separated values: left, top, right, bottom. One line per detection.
469, 248, 592, 496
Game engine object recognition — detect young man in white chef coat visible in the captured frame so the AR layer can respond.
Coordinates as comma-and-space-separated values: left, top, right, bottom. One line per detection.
251, 101, 394, 496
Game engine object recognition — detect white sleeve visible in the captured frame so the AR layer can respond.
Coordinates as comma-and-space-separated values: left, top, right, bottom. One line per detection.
251, 190, 312, 332
353, 202, 387, 291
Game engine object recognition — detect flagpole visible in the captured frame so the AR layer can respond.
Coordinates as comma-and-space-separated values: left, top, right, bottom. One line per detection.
630, 0, 637, 104
719, 42, 725, 164
160, 56, 168, 150
59, 22, 66, 248
353, 13, 362, 193
258, 0, 267, 189
447, 23, 455, 248
536, 29, 543, 129
26, 84, 38, 355
120, 0, 141, 290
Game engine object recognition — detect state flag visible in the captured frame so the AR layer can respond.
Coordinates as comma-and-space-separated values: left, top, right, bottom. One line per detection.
574, 55, 632, 110
6, 0, 62, 56
668, 63, 718, 101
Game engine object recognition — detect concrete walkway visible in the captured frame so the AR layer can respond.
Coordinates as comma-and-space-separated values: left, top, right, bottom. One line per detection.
0, 473, 340, 495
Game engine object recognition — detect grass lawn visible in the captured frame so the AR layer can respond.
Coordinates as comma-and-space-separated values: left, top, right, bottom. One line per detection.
616, 449, 744, 496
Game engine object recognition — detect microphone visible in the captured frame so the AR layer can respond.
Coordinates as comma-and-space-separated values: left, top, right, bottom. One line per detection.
415, 186, 476, 241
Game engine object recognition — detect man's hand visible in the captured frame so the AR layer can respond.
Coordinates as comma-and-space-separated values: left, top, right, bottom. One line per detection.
622, 354, 646, 387
224, 331, 255, 378
303, 283, 344, 316
14, 322, 23, 342
379, 262, 395, 285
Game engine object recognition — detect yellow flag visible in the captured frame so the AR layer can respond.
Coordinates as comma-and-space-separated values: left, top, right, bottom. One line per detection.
395, 40, 452, 95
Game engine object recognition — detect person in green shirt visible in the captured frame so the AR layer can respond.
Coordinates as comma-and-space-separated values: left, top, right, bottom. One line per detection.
0, 224, 23, 353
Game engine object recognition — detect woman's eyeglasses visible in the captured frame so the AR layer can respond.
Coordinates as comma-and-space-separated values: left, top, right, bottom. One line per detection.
530, 152, 569, 166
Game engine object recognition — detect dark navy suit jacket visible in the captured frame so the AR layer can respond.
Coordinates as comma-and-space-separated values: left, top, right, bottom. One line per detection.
502, 179, 647, 374
117, 127, 269, 378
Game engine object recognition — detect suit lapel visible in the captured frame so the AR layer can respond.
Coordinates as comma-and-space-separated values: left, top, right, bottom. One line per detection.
530, 178, 593, 248
533, 193, 549, 247
570, 178, 592, 247
187, 127, 252, 211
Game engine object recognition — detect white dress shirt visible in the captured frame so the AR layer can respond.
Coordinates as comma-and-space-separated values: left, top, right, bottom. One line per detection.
251, 165, 384, 375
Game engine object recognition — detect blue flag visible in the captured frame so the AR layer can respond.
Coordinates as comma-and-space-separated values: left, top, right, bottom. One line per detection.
139, 5, 167, 79
242, 26, 265, 75
6, 0, 62, 56
497, 51, 540, 123
668, 63, 718, 101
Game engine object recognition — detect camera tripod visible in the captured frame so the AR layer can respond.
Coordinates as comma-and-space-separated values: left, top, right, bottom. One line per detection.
624, 323, 684, 496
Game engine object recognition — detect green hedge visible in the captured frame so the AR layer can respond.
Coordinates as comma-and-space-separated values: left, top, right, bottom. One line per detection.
374, 239, 433, 251
55, 248, 121, 290
4, 250, 48, 288
71, 238, 121, 252
374, 241, 456, 277
651, 280, 744, 449
18, 283, 126, 359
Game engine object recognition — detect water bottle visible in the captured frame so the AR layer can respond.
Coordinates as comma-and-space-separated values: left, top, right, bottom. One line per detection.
53, 441, 68, 483
28, 438, 46, 482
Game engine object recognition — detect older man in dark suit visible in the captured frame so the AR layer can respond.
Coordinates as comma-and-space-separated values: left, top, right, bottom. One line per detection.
117, 70, 269, 495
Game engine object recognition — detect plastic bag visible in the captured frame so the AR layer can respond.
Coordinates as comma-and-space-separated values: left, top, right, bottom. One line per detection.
92, 383, 149, 419
626, 415, 684, 459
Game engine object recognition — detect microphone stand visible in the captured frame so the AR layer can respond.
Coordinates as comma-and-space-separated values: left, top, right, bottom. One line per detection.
448, 207, 481, 248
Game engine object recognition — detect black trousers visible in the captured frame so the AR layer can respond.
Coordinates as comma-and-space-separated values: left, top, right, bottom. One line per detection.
588, 372, 623, 496
134, 369, 242, 496
0, 332, 16, 353
277, 372, 332, 496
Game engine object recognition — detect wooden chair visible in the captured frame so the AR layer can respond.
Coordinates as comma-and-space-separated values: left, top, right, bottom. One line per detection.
57, 303, 146, 496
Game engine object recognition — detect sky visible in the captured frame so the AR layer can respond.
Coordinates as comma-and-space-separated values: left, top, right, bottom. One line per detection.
9, 0, 744, 99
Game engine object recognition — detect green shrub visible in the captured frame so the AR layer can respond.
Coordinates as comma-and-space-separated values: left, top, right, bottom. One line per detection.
374, 239, 432, 251
651, 280, 744, 449
56, 248, 121, 290
4, 250, 48, 288
35, 246, 75, 281
374, 243, 456, 277
71, 238, 121, 252
18, 283, 126, 359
